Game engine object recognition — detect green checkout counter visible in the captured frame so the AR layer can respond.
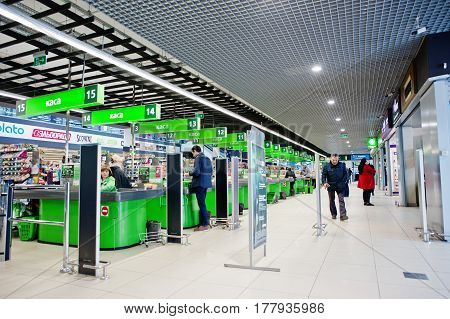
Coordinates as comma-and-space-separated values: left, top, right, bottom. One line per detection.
14, 188, 163, 250
14, 178, 313, 250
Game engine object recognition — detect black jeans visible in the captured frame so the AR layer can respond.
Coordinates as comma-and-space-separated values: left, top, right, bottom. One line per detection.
363, 190, 372, 204
194, 187, 209, 226
290, 181, 295, 195
328, 188, 347, 217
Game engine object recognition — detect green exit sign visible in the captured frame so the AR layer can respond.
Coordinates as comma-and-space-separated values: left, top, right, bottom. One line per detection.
82, 104, 161, 126
340, 133, 348, 138
33, 51, 47, 66
16, 84, 104, 118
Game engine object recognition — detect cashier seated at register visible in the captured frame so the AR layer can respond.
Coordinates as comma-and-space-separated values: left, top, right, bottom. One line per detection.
101, 165, 117, 192
110, 154, 132, 189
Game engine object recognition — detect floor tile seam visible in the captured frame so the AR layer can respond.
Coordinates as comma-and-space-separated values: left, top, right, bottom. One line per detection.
364, 199, 381, 298
236, 196, 309, 298
385, 205, 450, 297
306, 220, 339, 299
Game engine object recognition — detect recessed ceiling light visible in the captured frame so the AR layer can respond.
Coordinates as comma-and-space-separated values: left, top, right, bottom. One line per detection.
348, 145, 351, 148
340, 128, 345, 132
335, 117, 341, 121
327, 99, 335, 105
346, 141, 350, 144
311, 65, 322, 73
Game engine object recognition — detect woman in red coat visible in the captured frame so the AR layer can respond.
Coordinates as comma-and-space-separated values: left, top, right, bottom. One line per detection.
357, 158, 376, 206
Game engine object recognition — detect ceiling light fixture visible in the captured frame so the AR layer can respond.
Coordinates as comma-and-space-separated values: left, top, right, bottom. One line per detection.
0, 89, 26, 100
327, 99, 335, 105
348, 145, 351, 148
411, 16, 427, 35
311, 65, 322, 73
0, 3, 328, 157
346, 141, 350, 144
340, 128, 345, 132
335, 117, 341, 122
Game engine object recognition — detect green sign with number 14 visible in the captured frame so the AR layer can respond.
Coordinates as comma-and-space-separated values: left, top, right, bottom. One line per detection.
82, 104, 161, 126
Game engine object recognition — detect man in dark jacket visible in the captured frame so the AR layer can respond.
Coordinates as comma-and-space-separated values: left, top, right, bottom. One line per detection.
321, 153, 348, 220
110, 154, 132, 189
190, 145, 212, 231
285, 167, 296, 196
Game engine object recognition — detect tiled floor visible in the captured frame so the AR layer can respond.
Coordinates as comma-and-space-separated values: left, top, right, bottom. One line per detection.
1, 184, 449, 299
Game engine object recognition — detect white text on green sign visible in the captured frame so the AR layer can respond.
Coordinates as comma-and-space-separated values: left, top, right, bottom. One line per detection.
16, 84, 104, 118
82, 104, 161, 126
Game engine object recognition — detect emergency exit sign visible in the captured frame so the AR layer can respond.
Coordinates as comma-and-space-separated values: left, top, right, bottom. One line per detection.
340, 133, 349, 138
33, 51, 47, 66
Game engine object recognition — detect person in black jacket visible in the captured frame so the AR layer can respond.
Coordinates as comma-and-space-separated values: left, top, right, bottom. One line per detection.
321, 153, 348, 220
110, 154, 132, 189
285, 167, 296, 196
190, 145, 213, 231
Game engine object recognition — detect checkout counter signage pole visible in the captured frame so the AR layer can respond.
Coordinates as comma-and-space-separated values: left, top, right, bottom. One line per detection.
82, 104, 161, 126
215, 158, 228, 220
166, 153, 183, 244
78, 144, 101, 276
135, 118, 201, 134
16, 84, 105, 118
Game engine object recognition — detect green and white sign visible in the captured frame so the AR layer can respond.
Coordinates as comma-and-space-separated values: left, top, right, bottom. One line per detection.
82, 104, 161, 126
135, 118, 200, 134
264, 141, 272, 148
16, 84, 104, 118
167, 127, 227, 141
340, 133, 349, 139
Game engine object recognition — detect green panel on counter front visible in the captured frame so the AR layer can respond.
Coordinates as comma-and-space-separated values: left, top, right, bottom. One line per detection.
266, 183, 281, 204
38, 198, 147, 249
16, 84, 104, 118
281, 180, 292, 197
239, 185, 249, 209
146, 195, 200, 229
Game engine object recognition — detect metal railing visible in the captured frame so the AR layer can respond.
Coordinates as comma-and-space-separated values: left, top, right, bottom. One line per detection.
4, 182, 75, 274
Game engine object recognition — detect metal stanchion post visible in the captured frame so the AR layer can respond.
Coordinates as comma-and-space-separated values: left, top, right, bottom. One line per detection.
60, 181, 73, 273
315, 153, 323, 236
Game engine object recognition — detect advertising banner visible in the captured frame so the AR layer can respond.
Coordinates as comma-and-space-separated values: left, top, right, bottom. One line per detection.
248, 127, 267, 250
0, 118, 172, 153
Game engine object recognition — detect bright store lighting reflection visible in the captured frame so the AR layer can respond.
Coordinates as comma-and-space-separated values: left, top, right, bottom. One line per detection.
0, 89, 26, 100
327, 99, 335, 105
335, 117, 341, 121
346, 141, 350, 144
311, 65, 322, 72
340, 128, 345, 132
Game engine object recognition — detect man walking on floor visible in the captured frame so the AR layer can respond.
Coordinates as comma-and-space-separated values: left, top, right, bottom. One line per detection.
321, 153, 349, 221
190, 145, 213, 231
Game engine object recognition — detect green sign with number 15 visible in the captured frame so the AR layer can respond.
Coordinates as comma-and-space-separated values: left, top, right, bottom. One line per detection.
16, 84, 104, 118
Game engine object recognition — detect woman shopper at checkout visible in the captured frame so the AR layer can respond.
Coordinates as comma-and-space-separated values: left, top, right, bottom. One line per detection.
101, 165, 117, 192
357, 158, 376, 206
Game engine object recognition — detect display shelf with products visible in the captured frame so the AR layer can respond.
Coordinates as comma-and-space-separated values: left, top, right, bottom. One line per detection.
0, 144, 37, 184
